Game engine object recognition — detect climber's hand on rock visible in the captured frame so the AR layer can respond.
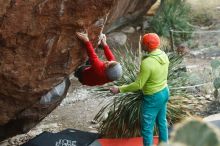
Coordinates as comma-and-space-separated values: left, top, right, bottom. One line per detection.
100, 34, 107, 46
76, 32, 89, 42
110, 86, 119, 94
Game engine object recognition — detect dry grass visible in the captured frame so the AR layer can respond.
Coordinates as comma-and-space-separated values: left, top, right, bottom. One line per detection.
186, 0, 220, 10
186, 0, 220, 20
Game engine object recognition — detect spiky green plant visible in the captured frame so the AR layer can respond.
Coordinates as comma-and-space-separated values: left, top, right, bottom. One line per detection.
92, 45, 192, 138
150, 0, 193, 44
159, 119, 220, 146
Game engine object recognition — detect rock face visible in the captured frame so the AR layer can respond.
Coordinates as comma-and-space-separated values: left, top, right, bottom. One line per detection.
0, 0, 115, 140
105, 0, 157, 33
0, 0, 157, 141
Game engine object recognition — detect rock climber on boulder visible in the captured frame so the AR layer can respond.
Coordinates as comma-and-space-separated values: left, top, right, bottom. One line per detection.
74, 32, 122, 86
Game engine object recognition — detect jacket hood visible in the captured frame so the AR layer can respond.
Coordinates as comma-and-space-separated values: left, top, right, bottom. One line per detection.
147, 49, 169, 65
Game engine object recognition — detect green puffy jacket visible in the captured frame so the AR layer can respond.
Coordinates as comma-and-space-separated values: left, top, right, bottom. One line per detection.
119, 49, 169, 95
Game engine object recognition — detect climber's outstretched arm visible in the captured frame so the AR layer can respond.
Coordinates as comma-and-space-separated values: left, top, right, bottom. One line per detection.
100, 34, 116, 61
76, 32, 102, 68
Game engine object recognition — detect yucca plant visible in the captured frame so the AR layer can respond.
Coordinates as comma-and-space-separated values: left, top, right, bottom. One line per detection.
150, 0, 193, 44
91, 45, 192, 138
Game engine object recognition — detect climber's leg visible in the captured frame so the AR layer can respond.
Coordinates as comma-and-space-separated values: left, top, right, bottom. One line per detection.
74, 65, 90, 82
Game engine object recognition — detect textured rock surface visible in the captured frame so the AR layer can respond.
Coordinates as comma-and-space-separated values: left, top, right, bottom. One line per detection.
105, 0, 157, 33
108, 32, 127, 46
0, 0, 157, 141
0, 0, 115, 140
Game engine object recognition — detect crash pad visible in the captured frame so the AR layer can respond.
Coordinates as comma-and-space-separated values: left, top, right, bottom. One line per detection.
22, 129, 100, 146
89, 136, 159, 146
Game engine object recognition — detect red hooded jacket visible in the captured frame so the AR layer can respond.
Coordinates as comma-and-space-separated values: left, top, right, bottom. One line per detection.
80, 41, 116, 86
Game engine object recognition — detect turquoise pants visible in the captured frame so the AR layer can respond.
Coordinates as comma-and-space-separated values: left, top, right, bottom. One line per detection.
141, 87, 169, 146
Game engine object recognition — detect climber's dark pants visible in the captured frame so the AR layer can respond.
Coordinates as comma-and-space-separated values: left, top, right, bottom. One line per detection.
74, 59, 91, 82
